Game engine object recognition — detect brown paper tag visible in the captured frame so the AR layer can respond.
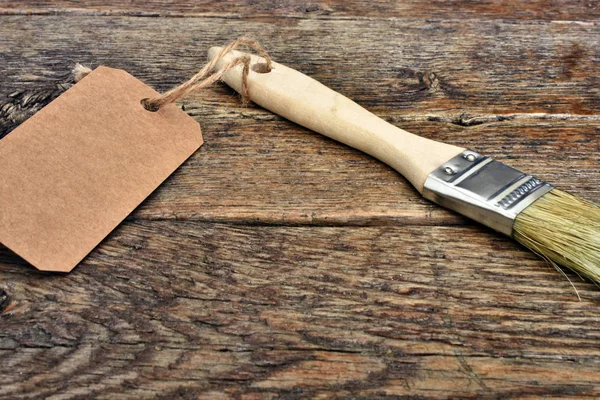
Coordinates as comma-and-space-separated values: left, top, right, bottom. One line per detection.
0, 66, 203, 272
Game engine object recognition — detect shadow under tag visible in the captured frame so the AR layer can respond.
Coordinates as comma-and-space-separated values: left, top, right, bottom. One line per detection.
0, 66, 203, 272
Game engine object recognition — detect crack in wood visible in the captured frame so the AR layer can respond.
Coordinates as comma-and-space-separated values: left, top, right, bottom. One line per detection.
390, 112, 600, 126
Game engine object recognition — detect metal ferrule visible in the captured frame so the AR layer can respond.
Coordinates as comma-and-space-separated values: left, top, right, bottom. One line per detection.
423, 150, 553, 236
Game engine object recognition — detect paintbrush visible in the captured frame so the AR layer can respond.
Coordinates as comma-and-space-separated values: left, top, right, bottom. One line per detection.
207, 47, 600, 286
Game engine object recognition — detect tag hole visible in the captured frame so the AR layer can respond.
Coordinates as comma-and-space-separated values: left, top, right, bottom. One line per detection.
252, 63, 272, 74
141, 98, 159, 112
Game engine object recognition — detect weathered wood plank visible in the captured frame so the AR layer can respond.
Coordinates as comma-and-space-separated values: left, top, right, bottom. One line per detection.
2, 16, 599, 115
2, 221, 600, 398
131, 116, 600, 225
1, 0, 599, 21
1, 16, 598, 225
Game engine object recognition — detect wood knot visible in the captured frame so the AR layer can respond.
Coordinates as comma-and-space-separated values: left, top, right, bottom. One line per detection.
0, 289, 9, 313
297, 4, 321, 13
418, 71, 440, 92
295, 3, 333, 14
452, 112, 484, 127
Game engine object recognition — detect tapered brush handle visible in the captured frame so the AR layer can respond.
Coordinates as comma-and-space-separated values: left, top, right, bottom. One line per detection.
208, 48, 464, 193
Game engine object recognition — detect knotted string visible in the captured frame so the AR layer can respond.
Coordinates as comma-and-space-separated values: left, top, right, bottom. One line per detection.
142, 38, 272, 111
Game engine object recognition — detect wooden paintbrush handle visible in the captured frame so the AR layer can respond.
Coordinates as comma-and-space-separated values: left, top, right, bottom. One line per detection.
208, 48, 464, 193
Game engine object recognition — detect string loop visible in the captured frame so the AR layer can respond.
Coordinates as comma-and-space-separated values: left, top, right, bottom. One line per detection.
142, 38, 272, 111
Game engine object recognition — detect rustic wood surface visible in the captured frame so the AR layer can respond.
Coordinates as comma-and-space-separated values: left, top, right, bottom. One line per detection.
1, 1, 599, 398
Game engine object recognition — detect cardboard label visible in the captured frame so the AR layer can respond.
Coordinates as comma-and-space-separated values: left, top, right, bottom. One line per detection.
0, 67, 203, 272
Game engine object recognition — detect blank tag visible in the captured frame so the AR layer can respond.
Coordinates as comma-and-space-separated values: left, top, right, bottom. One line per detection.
0, 66, 203, 272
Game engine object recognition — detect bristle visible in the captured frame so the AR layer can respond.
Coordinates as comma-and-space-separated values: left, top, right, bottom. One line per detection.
513, 188, 600, 285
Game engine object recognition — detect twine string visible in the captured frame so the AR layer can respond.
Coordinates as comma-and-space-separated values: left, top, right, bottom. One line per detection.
142, 38, 272, 111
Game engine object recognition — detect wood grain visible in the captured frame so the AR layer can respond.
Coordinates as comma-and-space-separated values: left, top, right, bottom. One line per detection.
2, 16, 599, 115
1, 2, 599, 398
1, 0, 599, 21
2, 221, 600, 399
0, 15, 598, 225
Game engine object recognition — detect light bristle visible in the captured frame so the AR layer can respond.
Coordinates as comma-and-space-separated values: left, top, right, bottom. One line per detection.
513, 188, 600, 285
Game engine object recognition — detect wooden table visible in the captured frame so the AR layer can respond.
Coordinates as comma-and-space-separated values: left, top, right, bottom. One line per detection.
1, 1, 599, 398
